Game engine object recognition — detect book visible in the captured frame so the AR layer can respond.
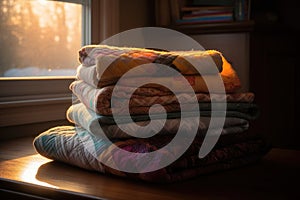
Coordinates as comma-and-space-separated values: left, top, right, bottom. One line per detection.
192, 0, 234, 6
176, 15, 233, 25
182, 12, 233, 20
181, 6, 233, 12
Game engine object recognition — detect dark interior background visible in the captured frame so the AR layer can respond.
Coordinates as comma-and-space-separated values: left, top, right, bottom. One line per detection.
118, 0, 300, 149
250, 0, 300, 149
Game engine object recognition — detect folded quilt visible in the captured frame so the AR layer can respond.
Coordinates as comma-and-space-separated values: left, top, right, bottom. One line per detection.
78, 44, 223, 79
76, 65, 99, 88
33, 126, 270, 183
66, 103, 250, 139
70, 80, 253, 101
70, 81, 257, 117
76, 54, 241, 91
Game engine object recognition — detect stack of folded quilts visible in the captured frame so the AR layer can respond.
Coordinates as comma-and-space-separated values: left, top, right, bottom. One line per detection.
33, 45, 270, 183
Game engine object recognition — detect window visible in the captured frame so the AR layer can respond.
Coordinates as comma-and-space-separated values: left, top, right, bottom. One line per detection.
0, 0, 91, 77
0, 0, 120, 140
0, 0, 92, 139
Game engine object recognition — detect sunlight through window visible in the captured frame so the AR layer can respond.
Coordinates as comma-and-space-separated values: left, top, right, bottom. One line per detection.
0, 0, 84, 77
19, 155, 58, 189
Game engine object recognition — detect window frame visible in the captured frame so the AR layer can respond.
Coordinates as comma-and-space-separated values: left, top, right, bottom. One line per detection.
0, 0, 119, 139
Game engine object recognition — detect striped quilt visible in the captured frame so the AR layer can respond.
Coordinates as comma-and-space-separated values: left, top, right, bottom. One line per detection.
33, 126, 270, 183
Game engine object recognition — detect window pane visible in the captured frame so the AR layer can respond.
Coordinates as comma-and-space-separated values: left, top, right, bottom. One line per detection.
0, 0, 82, 77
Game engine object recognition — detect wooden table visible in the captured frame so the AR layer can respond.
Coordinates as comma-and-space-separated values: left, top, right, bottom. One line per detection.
0, 137, 300, 199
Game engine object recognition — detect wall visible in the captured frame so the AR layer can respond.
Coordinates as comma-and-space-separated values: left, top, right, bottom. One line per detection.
250, 0, 300, 149
118, 0, 155, 32
192, 33, 250, 92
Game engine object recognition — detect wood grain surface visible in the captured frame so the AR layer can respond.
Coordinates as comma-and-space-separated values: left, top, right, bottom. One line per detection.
1, 137, 300, 199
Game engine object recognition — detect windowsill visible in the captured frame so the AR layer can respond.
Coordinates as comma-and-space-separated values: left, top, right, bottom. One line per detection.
0, 78, 75, 139
0, 77, 75, 97
0, 76, 76, 81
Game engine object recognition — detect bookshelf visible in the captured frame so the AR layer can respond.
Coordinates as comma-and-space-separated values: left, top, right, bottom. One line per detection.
155, 0, 254, 34
155, 0, 254, 92
170, 20, 254, 34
